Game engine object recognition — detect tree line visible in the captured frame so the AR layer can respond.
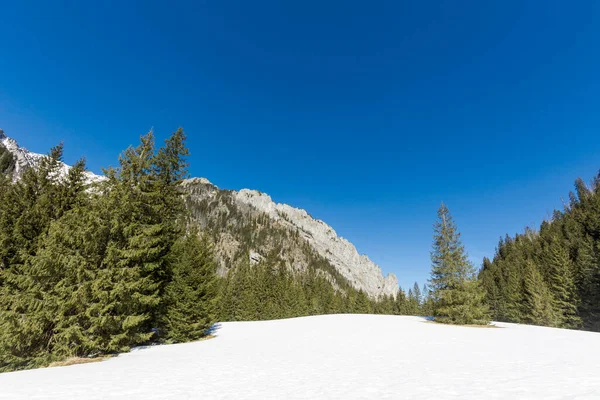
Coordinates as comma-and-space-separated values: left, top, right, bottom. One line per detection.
479, 175, 600, 331
218, 255, 434, 322
0, 130, 491, 372
0, 130, 217, 372
0, 131, 445, 372
4, 129, 598, 372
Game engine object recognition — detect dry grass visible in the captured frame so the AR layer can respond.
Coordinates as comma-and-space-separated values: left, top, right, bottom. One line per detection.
197, 334, 216, 342
424, 320, 501, 329
48, 356, 110, 368
48, 336, 216, 368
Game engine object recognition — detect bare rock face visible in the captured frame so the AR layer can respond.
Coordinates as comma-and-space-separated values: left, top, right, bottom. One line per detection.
1, 130, 399, 299
0, 128, 45, 179
233, 189, 398, 298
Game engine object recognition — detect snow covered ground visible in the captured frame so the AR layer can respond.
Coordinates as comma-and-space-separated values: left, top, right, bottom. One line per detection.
1, 314, 599, 399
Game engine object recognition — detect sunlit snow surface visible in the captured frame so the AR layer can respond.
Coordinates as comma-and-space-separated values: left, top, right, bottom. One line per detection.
1, 314, 599, 399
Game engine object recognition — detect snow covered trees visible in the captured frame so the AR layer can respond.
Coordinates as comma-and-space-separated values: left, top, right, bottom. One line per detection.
429, 203, 489, 325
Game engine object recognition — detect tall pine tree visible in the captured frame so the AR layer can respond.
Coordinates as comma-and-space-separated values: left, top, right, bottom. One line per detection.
429, 203, 489, 325
163, 230, 218, 342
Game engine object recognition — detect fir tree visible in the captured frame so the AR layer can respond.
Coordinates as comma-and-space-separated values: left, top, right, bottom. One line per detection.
394, 287, 407, 315
429, 203, 489, 325
412, 282, 422, 309
0, 148, 90, 370
354, 290, 372, 314
545, 238, 581, 328
522, 260, 556, 326
164, 230, 218, 342
406, 288, 419, 315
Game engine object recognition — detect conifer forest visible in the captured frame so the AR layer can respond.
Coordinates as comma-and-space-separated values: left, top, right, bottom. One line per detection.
0, 131, 599, 373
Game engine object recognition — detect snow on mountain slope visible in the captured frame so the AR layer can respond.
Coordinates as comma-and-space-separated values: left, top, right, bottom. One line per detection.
0, 128, 102, 183
1, 314, 598, 400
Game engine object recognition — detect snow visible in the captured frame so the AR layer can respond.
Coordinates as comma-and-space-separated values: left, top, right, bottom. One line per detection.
1, 314, 599, 399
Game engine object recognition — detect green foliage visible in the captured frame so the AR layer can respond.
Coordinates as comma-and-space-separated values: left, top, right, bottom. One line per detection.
163, 231, 218, 342
0, 129, 221, 372
480, 173, 600, 331
0, 143, 16, 175
0, 145, 90, 370
217, 253, 409, 322
429, 203, 490, 325
522, 260, 556, 326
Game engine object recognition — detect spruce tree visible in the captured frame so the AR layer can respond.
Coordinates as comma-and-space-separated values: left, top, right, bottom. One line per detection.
407, 288, 418, 315
354, 290, 372, 314
0, 148, 90, 370
164, 230, 218, 342
421, 284, 434, 316
412, 282, 422, 310
576, 235, 600, 331
545, 238, 581, 328
429, 203, 489, 325
522, 260, 556, 326
394, 287, 407, 315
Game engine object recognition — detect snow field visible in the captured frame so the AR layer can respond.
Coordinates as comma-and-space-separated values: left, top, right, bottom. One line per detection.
1, 314, 599, 399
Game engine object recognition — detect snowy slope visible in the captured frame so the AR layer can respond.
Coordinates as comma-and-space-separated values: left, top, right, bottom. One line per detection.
1, 315, 599, 400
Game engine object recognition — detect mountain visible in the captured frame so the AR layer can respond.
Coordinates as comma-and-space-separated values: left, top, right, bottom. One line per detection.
0, 128, 102, 184
2, 314, 599, 399
0, 130, 398, 298
184, 178, 398, 298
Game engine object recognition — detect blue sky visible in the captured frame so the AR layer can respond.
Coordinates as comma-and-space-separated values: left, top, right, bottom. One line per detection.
1, 1, 600, 290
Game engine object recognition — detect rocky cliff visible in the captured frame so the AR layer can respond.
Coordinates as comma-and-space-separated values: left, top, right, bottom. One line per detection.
0, 130, 399, 298
0, 128, 102, 184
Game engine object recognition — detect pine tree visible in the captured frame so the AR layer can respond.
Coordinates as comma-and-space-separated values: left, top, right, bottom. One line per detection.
575, 235, 600, 331
421, 283, 434, 317
0, 148, 91, 370
354, 290, 372, 314
503, 261, 524, 323
479, 257, 502, 320
412, 282, 422, 310
545, 238, 581, 328
164, 230, 218, 342
407, 288, 419, 315
394, 287, 407, 315
522, 260, 556, 326
429, 203, 489, 325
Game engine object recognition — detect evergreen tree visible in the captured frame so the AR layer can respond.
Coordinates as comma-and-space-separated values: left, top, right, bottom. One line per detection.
164, 230, 218, 342
412, 282, 422, 310
394, 287, 407, 315
429, 203, 489, 325
575, 235, 600, 331
522, 260, 556, 326
354, 290, 372, 314
545, 238, 581, 328
0, 148, 90, 370
406, 288, 419, 315
421, 284, 434, 317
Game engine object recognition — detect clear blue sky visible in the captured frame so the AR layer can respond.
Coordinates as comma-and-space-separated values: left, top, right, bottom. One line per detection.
2, 1, 600, 290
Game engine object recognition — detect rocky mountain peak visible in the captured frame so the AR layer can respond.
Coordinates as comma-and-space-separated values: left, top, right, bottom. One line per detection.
230, 185, 399, 298
0, 129, 103, 184
2, 130, 400, 298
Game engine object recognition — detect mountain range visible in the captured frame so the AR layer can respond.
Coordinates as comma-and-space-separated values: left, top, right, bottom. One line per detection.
0, 129, 398, 298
